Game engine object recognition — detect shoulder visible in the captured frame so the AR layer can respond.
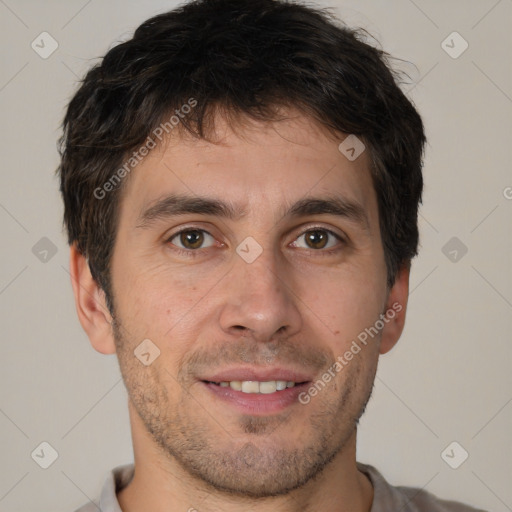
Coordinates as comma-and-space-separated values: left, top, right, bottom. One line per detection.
72, 463, 134, 512
357, 462, 488, 512
395, 484, 488, 512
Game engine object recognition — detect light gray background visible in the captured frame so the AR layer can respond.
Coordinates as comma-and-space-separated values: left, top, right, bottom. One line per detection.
0, 1, 510, 511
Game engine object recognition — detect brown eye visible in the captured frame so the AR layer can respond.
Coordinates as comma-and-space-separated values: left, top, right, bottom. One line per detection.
169, 229, 215, 250
292, 229, 341, 250
305, 230, 328, 249
180, 230, 204, 249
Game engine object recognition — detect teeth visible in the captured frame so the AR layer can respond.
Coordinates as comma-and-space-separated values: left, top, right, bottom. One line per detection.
215, 380, 297, 393
259, 381, 277, 394
229, 380, 242, 391
241, 381, 260, 393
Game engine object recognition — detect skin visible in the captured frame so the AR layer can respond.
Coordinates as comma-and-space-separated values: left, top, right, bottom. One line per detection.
70, 109, 409, 512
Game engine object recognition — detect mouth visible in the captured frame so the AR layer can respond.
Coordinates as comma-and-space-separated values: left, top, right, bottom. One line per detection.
198, 369, 313, 415
203, 379, 306, 394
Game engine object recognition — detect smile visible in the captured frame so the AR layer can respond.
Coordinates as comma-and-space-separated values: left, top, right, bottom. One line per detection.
205, 380, 300, 394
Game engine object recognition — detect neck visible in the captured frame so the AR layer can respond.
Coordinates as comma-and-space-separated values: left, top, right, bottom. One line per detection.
117, 400, 373, 512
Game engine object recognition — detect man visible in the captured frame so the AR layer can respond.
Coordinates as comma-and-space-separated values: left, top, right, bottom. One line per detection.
58, 0, 485, 510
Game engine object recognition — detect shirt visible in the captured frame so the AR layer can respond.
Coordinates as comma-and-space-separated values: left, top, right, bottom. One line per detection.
74, 461, 487, 512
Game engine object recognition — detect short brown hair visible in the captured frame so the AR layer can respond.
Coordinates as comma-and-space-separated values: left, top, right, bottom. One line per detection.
58, 0, 426, 311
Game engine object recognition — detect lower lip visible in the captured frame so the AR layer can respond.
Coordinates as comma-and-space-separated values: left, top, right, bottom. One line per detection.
201, 382, 310, 415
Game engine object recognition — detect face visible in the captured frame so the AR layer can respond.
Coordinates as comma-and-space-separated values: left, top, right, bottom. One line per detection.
105, 111, 406, 497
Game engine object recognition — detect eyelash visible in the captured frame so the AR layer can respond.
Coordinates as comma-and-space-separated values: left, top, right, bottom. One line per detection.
165, 226, 345, 258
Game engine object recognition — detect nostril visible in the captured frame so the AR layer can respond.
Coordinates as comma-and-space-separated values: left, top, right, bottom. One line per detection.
233, 325, 250, 336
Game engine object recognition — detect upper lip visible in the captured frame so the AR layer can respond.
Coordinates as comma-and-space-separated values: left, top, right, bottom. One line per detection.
200, 366, 313, 383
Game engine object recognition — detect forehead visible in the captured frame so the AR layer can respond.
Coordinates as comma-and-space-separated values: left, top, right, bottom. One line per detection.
118, 110, 378, 228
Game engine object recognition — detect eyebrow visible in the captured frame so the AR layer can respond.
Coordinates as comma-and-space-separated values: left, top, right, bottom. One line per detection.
136, 193, 369, 230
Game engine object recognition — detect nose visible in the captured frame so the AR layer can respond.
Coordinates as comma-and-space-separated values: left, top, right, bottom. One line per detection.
218, 247, 303, 342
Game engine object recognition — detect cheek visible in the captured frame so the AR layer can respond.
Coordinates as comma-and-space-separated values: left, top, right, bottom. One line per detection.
113, 257, 215, 330
299, 266, 387, 346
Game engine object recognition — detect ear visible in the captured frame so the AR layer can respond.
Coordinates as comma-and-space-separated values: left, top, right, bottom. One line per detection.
379, 264, 410, 355
69, 245, 116, 355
